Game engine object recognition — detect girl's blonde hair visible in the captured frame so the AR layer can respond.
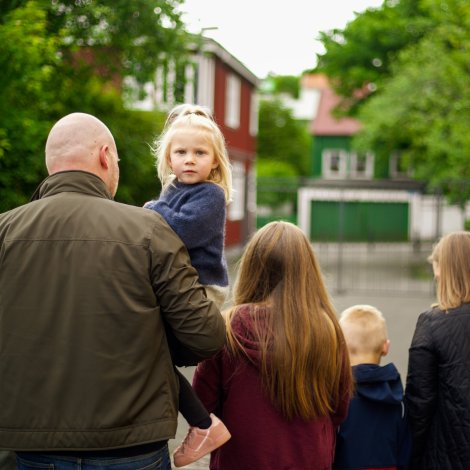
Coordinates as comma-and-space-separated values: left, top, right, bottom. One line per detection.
429, 231, 470, 310
227, 221, 352, 420
154, 105, 232, 203
164, 103, 213, 128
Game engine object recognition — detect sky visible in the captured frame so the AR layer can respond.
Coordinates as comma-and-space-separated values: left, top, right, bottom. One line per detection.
178, 0, 385, 78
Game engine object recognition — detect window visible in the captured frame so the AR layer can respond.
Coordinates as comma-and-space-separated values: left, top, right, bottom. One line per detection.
225, 73, 241, 129
350, 152, 374, 179
228, 161, 245, 221
389, 151, 410, 178
322, 149, 347, 179
249, 93, 259, 136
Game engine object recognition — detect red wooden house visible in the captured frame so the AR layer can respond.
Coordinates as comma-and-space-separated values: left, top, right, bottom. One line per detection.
130, 37, 260, 247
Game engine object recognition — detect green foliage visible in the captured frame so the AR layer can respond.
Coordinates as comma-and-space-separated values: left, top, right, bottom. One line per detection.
317, 0, 470, 202
45, 0, 189, 84
256, 161, 298, 208
257, 99, 310, 175
111, 110, 167, 206
0, 1, 59, 211
0, 0, 187, 212
316, 0, 432, 111
256, 99, 308, 210
353, 0, 470, 199
265, 74, 300, 98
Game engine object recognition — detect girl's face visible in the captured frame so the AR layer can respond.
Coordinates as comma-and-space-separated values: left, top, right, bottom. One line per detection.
169, 128, 218, 185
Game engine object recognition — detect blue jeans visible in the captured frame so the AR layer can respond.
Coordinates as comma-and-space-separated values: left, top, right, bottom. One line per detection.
16, 446, 171, 470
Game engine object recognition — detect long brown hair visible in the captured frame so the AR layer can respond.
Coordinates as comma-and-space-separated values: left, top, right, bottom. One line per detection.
430, 231, 470, 310
227, 221, 352, 420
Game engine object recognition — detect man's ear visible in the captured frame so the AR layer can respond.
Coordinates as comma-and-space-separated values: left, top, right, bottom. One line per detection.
99, 145, 109, 169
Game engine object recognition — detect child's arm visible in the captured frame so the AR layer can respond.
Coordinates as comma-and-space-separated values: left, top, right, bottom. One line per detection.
146, 184, 225, 250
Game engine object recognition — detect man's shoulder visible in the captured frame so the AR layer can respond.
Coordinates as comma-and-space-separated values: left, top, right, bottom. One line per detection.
112, 200, 168, 225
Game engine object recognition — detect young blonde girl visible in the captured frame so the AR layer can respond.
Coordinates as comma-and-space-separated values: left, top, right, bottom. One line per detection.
193, 221, 353, 470
146, 105, 232, 305
406, 231, 470, 469
144, 104, 232, 467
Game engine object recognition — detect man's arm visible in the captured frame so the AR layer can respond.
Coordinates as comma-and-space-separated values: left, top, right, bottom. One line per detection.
149, 215, 226, 362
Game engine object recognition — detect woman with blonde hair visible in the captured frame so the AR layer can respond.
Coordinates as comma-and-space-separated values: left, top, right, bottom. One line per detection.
406, 231, 470, 469
193, 221, 353, 469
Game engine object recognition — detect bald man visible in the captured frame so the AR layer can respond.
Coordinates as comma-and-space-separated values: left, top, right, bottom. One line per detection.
0, 113, 226, 470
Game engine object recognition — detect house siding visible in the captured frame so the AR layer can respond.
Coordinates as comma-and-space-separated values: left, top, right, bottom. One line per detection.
212, 57, 257, 245
311, 135, 352, 177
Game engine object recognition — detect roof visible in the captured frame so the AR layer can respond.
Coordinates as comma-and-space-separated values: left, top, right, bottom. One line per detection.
310, 85, 362, 136
189, 36, 259, 87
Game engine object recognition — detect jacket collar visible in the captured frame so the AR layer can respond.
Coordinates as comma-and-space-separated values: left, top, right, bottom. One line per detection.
30, 170, 113, 202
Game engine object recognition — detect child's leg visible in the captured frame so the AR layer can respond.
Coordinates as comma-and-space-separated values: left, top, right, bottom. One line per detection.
173, 368, 231, 467
175, 368, 212, 429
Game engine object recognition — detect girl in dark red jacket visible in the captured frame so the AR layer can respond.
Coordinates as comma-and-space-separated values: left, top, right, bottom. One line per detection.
193, 221, 353, 470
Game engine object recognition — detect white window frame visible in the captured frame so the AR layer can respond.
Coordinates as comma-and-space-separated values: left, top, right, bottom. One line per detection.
322, 149, 348, 179
228, 161, 245, 221
249, 93, 259, 136
389, 151, 411, 178
225, 73, 241, 129
350, 152, 374, 179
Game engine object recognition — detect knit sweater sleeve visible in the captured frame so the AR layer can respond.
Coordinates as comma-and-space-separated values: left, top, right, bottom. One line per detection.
144, 183, 225, 250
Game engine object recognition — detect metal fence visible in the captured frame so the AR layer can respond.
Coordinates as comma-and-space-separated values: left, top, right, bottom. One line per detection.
313, 241, 435, 296
256, 177, 442, 296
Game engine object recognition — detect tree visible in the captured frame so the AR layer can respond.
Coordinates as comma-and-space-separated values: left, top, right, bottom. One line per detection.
264, 74, 300, 98
256, 98, 310, 210
0, 0, 188, 212
316, 0, 470, 201
354, 0, 470, 198
44, 0, 188, 85
0, 2, 60, 210
316, 0, 432, 112
257, 98, 310, 175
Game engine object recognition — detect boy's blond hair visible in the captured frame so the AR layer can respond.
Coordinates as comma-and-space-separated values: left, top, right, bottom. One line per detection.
339, 305, 388, 356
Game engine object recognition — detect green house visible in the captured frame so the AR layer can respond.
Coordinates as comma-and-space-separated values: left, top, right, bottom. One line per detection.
298, 75, 423, 242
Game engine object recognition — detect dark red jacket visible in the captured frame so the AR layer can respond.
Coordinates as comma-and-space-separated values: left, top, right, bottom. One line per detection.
193, 304, 351, 470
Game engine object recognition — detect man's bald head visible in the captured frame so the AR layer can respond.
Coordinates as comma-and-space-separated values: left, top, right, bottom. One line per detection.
45, 113, 120, 196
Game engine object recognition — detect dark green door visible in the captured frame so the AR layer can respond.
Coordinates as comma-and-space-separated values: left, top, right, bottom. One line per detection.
310, 200, 409, 241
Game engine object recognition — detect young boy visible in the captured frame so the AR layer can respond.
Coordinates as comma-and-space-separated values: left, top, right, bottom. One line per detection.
334, 305, 411, 470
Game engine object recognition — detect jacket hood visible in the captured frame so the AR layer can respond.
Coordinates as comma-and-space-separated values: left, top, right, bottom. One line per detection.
353, 363, 403, 405
30, 170, 112, 202
230, 304, 268, 367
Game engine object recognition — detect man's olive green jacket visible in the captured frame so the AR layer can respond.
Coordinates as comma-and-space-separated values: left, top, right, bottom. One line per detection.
0, 171, 226, 450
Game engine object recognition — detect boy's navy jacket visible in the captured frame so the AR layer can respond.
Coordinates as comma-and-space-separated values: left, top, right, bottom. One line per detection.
333, 363, 411, 470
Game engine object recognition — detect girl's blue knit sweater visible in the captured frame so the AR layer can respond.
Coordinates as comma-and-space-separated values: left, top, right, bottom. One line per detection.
144, 181, 228, 287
